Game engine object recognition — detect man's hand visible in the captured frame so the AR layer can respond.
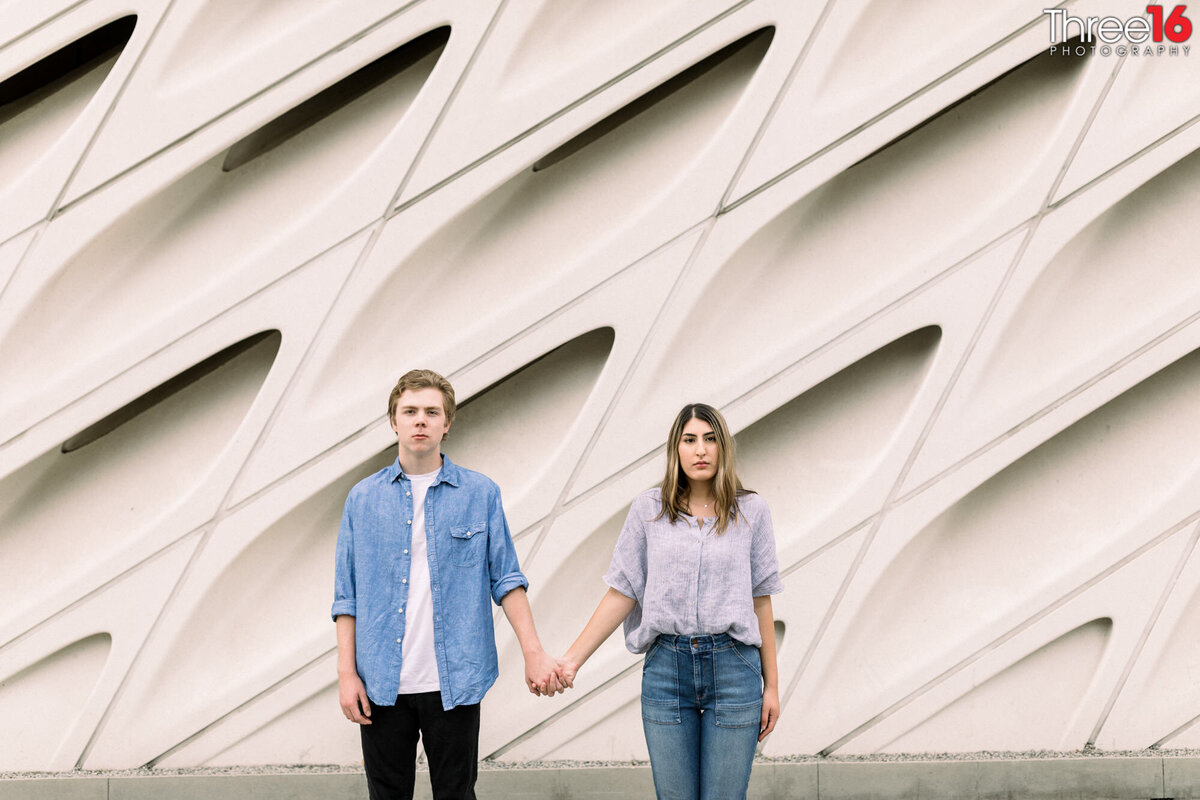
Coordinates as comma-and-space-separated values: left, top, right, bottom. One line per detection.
339, 672, 373, 724
500, 587, 569, 697
524, 648, 566, 696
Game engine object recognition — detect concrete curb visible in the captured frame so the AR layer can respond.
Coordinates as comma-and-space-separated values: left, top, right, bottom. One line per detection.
2, 757, 1195, 799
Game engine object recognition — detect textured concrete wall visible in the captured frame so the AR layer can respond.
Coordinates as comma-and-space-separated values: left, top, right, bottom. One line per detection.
3, 0, 1200, 772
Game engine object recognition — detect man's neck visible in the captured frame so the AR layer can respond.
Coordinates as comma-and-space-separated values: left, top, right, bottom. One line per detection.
399, 450, 442, 476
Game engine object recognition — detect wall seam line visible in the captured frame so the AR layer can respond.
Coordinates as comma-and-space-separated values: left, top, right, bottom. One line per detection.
722, 4, 1065, 214
0, 215, 377, 459
822, 514, 1199, 754
53, 0, 429, 216
390, 0, 757, 215
0, 532, 200, 657
895, 302, 1200, 508
74, 524, 212, 768
714, 0, 836, 212
0, 0, 89, 53
1050, 111, 1200, 211
508, 218, 718, 566
144, 648, 334, 767
50, 0, 181, 217
806, 218, 1042, 756
210, 220, 385, 517
1090, 520, 1200, 745
384, 0, 507, 214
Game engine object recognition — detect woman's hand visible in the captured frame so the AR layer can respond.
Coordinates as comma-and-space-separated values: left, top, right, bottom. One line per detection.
759, 684, 779, 741
753, 595, 780, 741
559, 587, 636, 687
557, 654, 580, 689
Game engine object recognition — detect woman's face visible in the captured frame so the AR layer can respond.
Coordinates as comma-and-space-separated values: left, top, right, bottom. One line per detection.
678, 417, 719, 485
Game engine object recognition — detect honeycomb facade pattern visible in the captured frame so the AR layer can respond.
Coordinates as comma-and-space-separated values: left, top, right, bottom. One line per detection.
2, 0, 1200, 771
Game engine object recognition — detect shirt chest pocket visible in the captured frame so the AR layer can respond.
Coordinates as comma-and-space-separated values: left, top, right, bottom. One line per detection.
449, 522, 487, 567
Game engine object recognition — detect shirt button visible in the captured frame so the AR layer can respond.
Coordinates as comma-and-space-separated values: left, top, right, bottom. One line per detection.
396, 637, 402, 644
404, 549, 409, 554
407, 520, 412, 525
398, 608, 404, 614
402, 578, 407, 584
406, 492, 411, 496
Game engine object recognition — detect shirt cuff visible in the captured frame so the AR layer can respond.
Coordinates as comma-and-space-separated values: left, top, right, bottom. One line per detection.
751, 576, 785, 596
331, 599, 356, 622
491, 574, 530, 606
603, 573, 638, 601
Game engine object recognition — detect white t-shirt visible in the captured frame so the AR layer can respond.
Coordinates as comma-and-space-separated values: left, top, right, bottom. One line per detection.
397, 469, 441, 694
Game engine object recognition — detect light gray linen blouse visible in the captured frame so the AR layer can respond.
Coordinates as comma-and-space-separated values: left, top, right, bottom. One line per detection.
604, 487, 784, 654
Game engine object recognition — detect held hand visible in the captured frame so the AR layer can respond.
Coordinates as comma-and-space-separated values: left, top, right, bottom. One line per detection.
525, 648, 565, 696
557, 655, 579, 689
759, 685, 780, 741
339, 672, 372, 725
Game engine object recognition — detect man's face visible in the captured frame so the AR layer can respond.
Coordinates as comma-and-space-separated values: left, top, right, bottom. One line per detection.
390, 387, 451, 460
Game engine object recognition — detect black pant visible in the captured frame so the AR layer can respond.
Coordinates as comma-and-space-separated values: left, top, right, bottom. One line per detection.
360, 692, 480, 800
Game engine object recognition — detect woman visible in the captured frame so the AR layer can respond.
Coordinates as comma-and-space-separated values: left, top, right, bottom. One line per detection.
559, 403, 783, 800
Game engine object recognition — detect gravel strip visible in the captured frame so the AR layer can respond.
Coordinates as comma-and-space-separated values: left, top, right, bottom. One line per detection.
5, 747, 1200, 780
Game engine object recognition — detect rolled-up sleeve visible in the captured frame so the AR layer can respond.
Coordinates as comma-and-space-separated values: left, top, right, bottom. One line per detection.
331, 495, 357, 621
750, 500, 784, 597
604, 500, 649, 601
486, 486, 529, 605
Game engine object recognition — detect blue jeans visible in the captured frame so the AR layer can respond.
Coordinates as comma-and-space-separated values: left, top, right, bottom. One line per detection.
641, 633, 763, 800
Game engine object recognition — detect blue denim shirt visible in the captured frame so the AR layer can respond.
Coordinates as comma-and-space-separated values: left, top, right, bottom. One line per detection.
331, 454, 528, 710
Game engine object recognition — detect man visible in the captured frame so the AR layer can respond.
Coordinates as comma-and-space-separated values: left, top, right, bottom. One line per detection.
333, 369, 563, 799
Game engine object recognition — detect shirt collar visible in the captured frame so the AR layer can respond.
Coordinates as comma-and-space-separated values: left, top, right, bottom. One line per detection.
388, 453, 461, 487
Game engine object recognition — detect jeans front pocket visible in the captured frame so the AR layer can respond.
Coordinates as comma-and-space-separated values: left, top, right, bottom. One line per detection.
641, 641, 680, 725
449, 522, 486, 566
714, 642, 763, 729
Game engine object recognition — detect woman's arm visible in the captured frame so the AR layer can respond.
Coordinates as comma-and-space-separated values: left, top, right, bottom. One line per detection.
754, 595, 779, 741
559, 587, 637, 685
